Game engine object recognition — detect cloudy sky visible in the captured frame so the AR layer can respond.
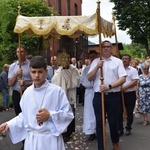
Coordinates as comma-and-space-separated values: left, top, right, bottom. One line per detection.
82, 0, 131, 44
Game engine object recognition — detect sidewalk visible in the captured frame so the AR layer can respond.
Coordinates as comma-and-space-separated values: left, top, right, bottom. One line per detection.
0, 105, 150, 150
0, 109, 23, 150
66, 105, 150, 150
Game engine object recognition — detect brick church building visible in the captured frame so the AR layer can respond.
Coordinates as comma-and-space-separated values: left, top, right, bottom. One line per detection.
46, 0, 88, 61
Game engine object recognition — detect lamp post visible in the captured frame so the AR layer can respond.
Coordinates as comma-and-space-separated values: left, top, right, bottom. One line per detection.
74, 39, 79, 58
75, 40, 78, 57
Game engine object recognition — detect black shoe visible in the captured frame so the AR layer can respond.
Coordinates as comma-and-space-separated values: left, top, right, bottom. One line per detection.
1, 134, 6, 137
125, 130, 131, 136
118, 130, 124, 137
63, 136, 71, 142
88, 134, 96, 141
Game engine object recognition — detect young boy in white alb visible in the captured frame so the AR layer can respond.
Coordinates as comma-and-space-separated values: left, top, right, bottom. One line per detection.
0, 56, 74, 150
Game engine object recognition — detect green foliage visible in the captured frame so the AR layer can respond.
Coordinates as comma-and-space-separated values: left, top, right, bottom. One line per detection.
110, 0, 150, 55
120, 43, 147, 61
0, 0, 55, 68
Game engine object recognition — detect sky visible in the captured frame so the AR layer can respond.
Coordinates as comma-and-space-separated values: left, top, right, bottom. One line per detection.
82, 0, 132, 44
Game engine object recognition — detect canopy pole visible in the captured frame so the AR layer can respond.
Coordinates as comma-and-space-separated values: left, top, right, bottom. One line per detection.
17, 3, 23, 96
52, 37, 55, 75
97, 1, 106, 150
112, 11, 126, 120
18, 33, 23, 96
112, 11, 119, 57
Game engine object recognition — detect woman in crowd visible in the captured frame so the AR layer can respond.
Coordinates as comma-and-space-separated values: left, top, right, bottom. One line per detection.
131, 59, 142, 75
137, 62, 150, 125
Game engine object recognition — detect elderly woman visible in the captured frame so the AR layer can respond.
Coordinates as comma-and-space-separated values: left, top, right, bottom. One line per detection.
131, 59, 142, 75
137, 62, 150, 125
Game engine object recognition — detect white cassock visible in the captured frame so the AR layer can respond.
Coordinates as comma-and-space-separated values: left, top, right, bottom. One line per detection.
81, 66, 96, 135
51, 65, 80, 108
7, 80, 74, 150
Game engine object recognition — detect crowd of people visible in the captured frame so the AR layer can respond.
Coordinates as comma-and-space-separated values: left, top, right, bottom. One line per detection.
0, 41, 150, 150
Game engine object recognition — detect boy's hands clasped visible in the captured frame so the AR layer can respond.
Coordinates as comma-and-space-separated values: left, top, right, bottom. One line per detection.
36, 108, 50, 126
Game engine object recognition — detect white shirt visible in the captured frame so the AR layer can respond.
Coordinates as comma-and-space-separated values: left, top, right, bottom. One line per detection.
123, 66, 139, 92
88, 56, 127, 92
8, 60, 32, 91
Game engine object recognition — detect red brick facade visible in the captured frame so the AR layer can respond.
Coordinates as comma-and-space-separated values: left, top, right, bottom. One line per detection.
47, 0, 82, 16
45, 0, 88, 63
88, 43, 124, 58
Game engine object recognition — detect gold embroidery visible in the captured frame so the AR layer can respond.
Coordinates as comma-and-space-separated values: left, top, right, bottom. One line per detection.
39, 19, 44, 29
62, 18, 71, 30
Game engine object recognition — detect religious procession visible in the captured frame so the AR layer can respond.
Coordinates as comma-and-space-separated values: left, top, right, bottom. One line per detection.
0, 0, 149, 150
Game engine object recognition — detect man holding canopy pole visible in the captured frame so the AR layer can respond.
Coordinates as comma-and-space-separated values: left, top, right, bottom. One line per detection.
8, 45, 32, 116
88, 40, 126, 150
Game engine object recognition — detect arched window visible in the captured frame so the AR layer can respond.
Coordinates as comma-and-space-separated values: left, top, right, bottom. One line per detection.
67, 0, 71, 16
57, 0, 61, 15
74, 3, 78, 15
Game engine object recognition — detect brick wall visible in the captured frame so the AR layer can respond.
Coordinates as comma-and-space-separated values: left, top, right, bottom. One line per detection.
47, 0, 82, 15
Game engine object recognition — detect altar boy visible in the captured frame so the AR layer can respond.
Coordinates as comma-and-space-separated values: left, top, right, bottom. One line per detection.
0, 56, 74, 150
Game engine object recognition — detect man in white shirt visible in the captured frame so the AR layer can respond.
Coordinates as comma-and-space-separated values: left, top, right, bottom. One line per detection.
88, 40, 126, 150
8, 45, 32, 116
118, 54, 139, 136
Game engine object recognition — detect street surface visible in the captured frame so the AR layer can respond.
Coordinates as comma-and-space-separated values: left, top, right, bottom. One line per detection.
0, 104, 150, 150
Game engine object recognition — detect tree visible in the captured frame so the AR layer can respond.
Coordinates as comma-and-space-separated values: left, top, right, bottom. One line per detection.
0, 0, 55, 69
110, 0, 150, 55
120, 43, 146, 61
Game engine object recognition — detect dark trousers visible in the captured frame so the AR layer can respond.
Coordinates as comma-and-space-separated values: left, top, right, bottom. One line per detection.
12, 90, 22, 116
77, 85, 85, 104
118, 91, 136, 131
93, 92, 120, 150
63, 105, 75, 137
118, 94, 124, 132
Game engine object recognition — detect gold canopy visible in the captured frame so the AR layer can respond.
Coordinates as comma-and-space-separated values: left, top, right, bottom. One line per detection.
14, 13, 115, 38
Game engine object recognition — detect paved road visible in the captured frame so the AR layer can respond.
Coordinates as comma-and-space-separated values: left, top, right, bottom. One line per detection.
0, 105, 150, 150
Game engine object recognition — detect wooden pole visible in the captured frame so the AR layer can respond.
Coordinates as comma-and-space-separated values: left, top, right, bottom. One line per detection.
97, 1, 106, 149
112, 11, 119, 57
112, 11, 126, 120
18, 33, 23, 97
52, 37, 55, 75
18, 4, 23, 96
121, 91, 126, 120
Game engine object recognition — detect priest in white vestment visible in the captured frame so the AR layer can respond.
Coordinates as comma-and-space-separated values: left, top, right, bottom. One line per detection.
51, 65, 80, 107
51, 52, 80, 142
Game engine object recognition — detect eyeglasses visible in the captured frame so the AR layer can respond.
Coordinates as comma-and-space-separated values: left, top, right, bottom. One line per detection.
143, 68, 149, 70
102, 46, 111, 49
